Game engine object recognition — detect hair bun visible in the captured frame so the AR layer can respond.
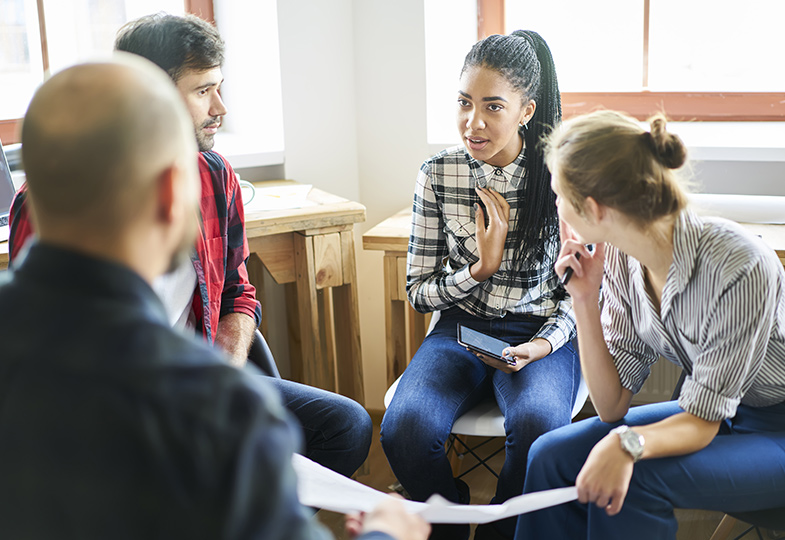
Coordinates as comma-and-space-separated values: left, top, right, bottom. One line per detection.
647, 115, 687, 169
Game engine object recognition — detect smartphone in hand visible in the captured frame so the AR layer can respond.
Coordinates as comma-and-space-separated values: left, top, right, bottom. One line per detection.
457, 323, 515, 365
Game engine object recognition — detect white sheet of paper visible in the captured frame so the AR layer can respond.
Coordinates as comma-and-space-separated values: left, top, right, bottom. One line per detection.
244, 184, 316, 211
292, 453, 577, 524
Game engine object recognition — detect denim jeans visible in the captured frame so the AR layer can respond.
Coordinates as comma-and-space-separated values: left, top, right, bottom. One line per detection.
380, 307, 580, 539
266, 376, 372, 478
517, 400, 785, 540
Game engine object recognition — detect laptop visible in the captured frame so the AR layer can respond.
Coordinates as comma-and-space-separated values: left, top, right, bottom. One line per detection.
0, 139, 16, 242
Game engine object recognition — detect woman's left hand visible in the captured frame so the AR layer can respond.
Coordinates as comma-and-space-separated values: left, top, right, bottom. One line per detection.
575, 432, 634, 516
469, 338, 552, 373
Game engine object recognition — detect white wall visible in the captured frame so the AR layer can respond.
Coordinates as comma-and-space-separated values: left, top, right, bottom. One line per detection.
275, 0, 432, 410
352, 0, 433, 410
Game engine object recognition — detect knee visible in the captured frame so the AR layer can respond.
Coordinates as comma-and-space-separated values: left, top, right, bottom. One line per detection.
380, 405, 445, 457
334, 397, 373, 443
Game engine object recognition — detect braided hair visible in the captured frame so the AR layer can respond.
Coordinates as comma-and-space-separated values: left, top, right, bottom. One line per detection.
461, 30, 561, 268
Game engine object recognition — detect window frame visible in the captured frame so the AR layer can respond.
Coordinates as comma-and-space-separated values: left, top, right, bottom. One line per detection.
477, 0, 785, 121
0, 0, 216, 144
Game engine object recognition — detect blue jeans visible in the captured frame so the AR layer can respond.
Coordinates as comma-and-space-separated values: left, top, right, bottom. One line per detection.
267, 376, 372, 478
517, 400, 785, 540
381, 307, 580, 538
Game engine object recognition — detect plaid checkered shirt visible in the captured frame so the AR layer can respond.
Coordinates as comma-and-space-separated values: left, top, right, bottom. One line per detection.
407, 145, 576, 351
8, 150, 262, 344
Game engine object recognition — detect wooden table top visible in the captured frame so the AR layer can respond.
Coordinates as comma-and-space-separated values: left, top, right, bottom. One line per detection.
362, 208, 785, 259
244, 180, 366, 238
0, 180, 366, 270
362, 208, 412, 252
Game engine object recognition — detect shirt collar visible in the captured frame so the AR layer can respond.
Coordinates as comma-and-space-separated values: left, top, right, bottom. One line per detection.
464, 144, 527, 189
670, 209, 702, 293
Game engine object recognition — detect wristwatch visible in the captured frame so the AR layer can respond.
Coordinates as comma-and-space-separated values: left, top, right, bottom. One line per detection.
610, 425, 645, 463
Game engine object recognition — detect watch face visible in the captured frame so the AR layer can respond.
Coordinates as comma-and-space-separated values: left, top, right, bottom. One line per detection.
619, 429, 644, 461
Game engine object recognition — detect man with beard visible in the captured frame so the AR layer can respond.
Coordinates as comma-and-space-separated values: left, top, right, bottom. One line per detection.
8, 13, 371, 479
0, 56, 428, 540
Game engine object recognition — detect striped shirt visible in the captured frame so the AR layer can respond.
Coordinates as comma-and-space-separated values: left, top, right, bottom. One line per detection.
407, 145, 575, 351
603, 209, 785, 421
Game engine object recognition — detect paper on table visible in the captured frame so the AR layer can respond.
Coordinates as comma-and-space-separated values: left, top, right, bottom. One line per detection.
689, 193, 785, 224
292, 453, 577, 524
244, 183, 317, 212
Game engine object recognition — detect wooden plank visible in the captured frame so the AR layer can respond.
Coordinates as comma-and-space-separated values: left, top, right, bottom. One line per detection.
245, 253, 266, 335
0, 241, 8, 271
320, 288, 338, 391
333, 231, 365, 403
247, 233, 295, 284
313, 233, 343, 290
396, 256, 407, 301
408, 306, 428, 362
384, 255, 407, 386
285, 282, 303, 382
362, 208, 412, 252
294, 233, 335, 392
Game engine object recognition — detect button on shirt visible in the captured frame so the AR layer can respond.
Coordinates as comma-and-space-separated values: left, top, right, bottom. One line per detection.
407, 145, 575, 351
603, 210, 785, 421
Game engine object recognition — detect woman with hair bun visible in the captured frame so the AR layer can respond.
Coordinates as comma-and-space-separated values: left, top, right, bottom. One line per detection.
381, 30, 578, 540
516, 110, 785, 539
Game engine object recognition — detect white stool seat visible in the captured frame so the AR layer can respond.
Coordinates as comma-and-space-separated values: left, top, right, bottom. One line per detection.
383, 371, 589, 438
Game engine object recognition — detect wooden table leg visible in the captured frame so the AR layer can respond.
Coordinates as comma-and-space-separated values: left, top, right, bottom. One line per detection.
294, 232, 336, 392
384, 254, 407, 387
332, 230, 365, 404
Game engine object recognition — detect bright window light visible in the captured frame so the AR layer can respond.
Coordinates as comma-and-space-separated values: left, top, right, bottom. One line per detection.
505, 0, 643, 92
213, 0, 285, 158
648, 0, 785, 91
424, 0, 476, 145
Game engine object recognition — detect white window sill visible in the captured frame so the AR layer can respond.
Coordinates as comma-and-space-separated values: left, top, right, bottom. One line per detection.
212, 132, 284, 169
429, 122, 785, 163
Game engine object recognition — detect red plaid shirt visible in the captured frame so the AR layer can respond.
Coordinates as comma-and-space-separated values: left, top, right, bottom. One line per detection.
8, 150, 261, 343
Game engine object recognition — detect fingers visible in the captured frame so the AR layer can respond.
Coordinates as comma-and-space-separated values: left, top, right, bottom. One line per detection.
467, 348, 520, 373
559, 218, 575, 245
475, 187, 510, 226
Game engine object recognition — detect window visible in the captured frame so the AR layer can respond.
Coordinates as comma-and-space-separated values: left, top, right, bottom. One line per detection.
0, 0, 184, 144
498, 0, 785, 121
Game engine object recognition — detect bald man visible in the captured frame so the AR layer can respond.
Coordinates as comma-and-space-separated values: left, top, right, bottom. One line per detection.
8, 12, 372, 480
0, 58, 428, 540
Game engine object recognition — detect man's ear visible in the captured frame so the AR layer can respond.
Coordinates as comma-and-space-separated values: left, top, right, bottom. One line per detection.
154, 164, 178, 224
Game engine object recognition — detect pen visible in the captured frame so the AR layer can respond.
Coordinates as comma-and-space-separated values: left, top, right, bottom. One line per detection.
560, 252, 581, 286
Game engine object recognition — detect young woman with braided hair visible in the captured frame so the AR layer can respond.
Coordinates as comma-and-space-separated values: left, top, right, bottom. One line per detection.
381, 31, 578, 540
516, 110, 785, 539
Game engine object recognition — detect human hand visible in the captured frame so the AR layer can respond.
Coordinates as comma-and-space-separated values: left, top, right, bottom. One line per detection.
469, 338, 551, 374
470, 187, 510, 282
345, 495, 430, 540
575, 431, 634, 516
555, 220, 605, 303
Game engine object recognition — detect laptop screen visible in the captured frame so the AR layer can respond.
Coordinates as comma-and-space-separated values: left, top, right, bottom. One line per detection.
0, 140, 14, 217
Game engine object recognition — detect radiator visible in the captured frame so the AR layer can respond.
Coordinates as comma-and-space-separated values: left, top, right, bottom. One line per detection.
631, 357, 683, 405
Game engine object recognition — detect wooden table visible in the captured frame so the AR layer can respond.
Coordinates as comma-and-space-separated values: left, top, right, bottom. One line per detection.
363, 209, 785, 388
242, 180, 366, 403
0, 180, 367, 404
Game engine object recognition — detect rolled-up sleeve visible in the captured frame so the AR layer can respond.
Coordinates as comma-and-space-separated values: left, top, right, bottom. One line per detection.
679, 259, 777, 421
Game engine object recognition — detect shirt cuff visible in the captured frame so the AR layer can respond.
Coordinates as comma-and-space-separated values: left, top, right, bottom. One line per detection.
451, 263, 480, 294
678, 376, 740, 422
533, 325, 566, 353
